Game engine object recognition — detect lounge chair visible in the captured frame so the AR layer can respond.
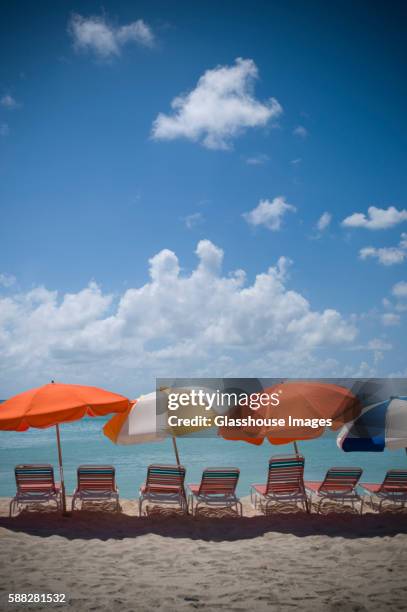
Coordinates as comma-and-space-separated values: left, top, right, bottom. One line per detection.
305, 467, 363, 514
187, 467, 242, 516
251, 455, 309, 513
361, 470, 407, 511
9, 464, 61, 517
71, 465, 119, 511
139, 464, 187, 515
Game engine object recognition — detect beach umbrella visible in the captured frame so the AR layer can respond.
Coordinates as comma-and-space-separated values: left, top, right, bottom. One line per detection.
104, 389, 218, 458
0, 382, 131, 514
219, 381, 361, 451
337, 396, 407, 453
103, 389, 220, 513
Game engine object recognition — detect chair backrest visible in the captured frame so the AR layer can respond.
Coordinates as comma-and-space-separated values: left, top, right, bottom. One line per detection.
381, 469, 407, 493
77, 465, 116, 491
15, 464, 56, 493
146, 464, 186, 493
198, 468, 239, 495
320, 467, 362, 493
266, 455, 305, 495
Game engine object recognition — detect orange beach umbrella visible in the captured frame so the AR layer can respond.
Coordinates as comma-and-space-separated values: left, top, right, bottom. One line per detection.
0, 382, 131, 514
219, 381, 362, 448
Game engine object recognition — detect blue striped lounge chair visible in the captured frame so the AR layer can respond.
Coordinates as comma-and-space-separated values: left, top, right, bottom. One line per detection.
251, 455, 309, 513
139, 464, 187, 515
187, 467, 242, 516
305, 467, 363, 514
10, 464, 62, 517
71, 465, 119, 511
361, 470, 407, 511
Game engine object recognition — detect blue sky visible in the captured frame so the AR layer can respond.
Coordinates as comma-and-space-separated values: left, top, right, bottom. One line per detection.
0, 1, 406, 396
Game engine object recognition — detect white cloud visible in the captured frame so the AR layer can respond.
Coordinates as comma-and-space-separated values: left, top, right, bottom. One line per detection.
359, 233, 407, 266
0, 240, 357, 396
0, 273, 16, 288
316, 212, 332, 232
392, 281, 407, 298
381, 313, 400, 327
183, 212, 204, 229
359, 246, 406, 266
342, 206, 407, 230
151, 58, 282, 150
245, 154, 269, 165
0, 95, 19, 109
68, 14, 154, 58
0, 123, 9, 137
366, 338, 392, 351
293, 125, 308, 138
290, 158, 302, 165
243, 196, 296, 231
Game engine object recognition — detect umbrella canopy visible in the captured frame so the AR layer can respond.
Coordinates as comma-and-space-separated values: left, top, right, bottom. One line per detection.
104, 389, 219, 445
219, 381, 361, 446
0, 383, 130, 431
104, 392, 166, 445
0, 383, 131, 514
337, 396, 407, 452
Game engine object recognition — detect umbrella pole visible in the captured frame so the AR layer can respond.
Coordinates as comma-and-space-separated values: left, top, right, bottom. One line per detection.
171, 436, 189, 515
172, 436, 181, 465
293, 441, 310, 514
55, 424, 68, 516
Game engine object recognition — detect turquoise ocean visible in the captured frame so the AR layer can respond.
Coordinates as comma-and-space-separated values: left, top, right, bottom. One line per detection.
0, 417, 406, 497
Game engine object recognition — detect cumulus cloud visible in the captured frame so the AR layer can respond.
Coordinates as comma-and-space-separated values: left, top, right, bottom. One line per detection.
243, 196, 296, 231
0, 123, 9, 137
1, 95, 19, 109
183, 212, 204, 229
392, 281, 407, 298
0, 273, 16, 288
151, 58, 282, 150
359, 233, 407, 266
68, 14, 154, 58
381, 313, 400, 327
293, 125, 307, 138
316, 212, 332, 232
342, 206, 407, 230
0, 241, 358, 396
245, 154, 269, 165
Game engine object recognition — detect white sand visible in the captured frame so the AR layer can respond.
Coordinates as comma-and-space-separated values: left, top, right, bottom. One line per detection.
0, 497, 406, 612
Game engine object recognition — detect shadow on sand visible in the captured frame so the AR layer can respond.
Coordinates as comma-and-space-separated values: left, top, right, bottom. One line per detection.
1, 505, 406, 542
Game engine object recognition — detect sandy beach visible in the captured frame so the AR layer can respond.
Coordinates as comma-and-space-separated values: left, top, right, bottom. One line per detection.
0, 497, 406, 612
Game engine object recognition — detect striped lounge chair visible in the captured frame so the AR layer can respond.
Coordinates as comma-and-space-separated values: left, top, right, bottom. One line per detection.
251, 455, 309, 513
187, 467, 242, 516
305, 467, 363, 514
10, 464, 62, 517
361, 470, 407, 511
71, 465, 119, 511
139, 464, 187, 515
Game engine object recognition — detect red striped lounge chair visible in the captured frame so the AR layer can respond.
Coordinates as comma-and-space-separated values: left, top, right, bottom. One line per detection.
10, 464, 62, 517
139, 464, 187, 515
305, 467, 363, 514
71, 465, 119, 511
361, 470, 407, 511
187, 467, 242, 516
251, 455, 309, 513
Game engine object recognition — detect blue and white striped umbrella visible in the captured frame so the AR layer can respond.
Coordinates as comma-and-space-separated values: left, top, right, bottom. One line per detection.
337, 396, 407, 452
